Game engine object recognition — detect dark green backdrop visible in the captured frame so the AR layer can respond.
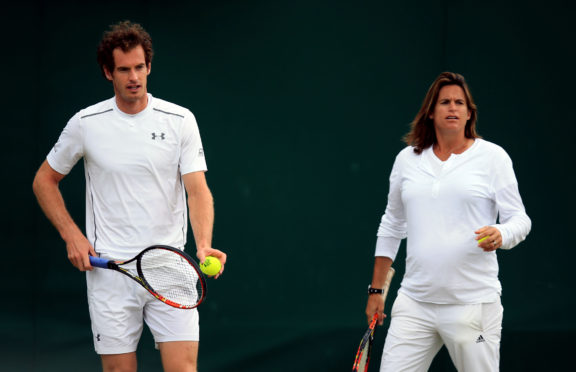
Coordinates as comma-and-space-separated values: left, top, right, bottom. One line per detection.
2, 1, 574, 371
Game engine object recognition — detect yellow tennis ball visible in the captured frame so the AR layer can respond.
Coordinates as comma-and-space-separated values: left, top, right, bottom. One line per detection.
478, 236, 488, 243
200, 256, 222, 276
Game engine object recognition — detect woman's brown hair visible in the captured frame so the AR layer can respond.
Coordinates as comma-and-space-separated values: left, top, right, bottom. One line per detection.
404, 72, 479, 154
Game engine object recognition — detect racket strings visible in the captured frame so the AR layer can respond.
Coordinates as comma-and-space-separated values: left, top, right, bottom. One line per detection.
139, 249, 203, 307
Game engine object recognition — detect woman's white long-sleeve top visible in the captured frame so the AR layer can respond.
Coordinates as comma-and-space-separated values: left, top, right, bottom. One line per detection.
376, 139, 531, 304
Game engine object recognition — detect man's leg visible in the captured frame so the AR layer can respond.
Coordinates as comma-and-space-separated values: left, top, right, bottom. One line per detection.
88, 270, 145, 371
101, 352, 137, 372
159, 341, 199, 372
146, 295, 200, 371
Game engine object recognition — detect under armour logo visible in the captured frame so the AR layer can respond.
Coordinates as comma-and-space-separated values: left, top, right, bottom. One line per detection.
96, 334, 101, 342
151, 132, 166, 140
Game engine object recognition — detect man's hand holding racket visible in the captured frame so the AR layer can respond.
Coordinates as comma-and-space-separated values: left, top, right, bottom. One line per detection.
64, 230, 97, 272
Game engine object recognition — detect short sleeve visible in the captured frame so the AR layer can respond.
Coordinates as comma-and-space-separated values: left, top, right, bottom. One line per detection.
179, 111, 208, 175
46, 114, 84, 175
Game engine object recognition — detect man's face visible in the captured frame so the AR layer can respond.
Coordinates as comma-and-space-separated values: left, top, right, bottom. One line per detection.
104, 45, 150, 111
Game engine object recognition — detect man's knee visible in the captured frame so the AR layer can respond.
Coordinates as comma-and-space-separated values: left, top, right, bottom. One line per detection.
101, 352, 137, 372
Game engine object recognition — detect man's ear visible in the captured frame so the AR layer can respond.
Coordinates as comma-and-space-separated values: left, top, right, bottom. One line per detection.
104, 66, 113, 81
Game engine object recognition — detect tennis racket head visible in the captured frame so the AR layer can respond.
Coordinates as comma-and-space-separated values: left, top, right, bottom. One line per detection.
135, 245, 207, 309
352, 313, 378, 372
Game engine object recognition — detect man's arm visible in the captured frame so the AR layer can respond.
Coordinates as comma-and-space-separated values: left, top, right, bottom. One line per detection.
32, 160, 95, 271
182, 171, 227, 277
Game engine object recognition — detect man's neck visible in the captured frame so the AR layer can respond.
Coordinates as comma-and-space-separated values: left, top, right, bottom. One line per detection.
115, 94, 149, 115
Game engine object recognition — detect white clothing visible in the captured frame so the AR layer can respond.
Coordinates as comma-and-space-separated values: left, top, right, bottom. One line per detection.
87, 267, 199, 354
380, 292, 502, 372
375, 139, 531, 304
47, 94, 207, 260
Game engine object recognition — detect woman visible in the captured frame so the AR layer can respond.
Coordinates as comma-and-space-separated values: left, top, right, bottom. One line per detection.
365, 72, 531, 371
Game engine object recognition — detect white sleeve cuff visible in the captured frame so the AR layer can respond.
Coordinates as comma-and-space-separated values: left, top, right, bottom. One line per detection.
375, 236, 401, 260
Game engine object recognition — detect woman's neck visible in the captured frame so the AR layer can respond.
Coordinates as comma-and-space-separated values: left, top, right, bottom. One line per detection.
433, 137, 473, 161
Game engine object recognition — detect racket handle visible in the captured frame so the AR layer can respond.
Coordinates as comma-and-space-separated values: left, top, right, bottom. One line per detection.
89, 256, 110, 269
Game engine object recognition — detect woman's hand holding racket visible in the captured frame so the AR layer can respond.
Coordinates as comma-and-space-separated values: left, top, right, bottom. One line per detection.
366, 267, 395, 325
355, 267, 395, 372
366, 291, 388, 326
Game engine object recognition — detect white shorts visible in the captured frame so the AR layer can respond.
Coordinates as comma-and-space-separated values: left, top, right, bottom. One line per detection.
380, 292, 503, 372
86, 266, 199, 355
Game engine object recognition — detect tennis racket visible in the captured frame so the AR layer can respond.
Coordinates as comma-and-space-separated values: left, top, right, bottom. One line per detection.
89, 245, 207, 309
352, 313, 378, 372
352, 267, 395, 372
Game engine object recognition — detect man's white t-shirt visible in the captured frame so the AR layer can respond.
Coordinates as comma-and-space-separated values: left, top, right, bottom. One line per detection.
375, 139, 531, 304
47, 94, 207, 260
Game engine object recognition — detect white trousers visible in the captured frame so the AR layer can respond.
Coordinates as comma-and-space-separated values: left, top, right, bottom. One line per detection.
380, 292, 503, 372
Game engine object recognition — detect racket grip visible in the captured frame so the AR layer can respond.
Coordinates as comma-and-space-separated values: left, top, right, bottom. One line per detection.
89, 256, 110, 269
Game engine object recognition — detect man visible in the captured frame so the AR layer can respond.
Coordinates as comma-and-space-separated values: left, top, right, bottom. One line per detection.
33, 21, 226, 372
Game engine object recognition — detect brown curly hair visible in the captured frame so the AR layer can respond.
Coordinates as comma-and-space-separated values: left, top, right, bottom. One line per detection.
97, 20, 154, 78
404, 72, 479, 154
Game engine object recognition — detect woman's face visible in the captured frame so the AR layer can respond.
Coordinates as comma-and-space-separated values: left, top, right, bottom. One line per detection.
429, 85, 471, 135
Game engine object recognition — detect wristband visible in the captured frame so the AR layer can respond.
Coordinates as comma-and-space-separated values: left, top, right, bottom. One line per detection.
368, 284, 383, 295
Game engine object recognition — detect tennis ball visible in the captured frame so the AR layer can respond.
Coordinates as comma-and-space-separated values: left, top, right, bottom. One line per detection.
478, 236, 488, 243
200, 256, 222, 276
